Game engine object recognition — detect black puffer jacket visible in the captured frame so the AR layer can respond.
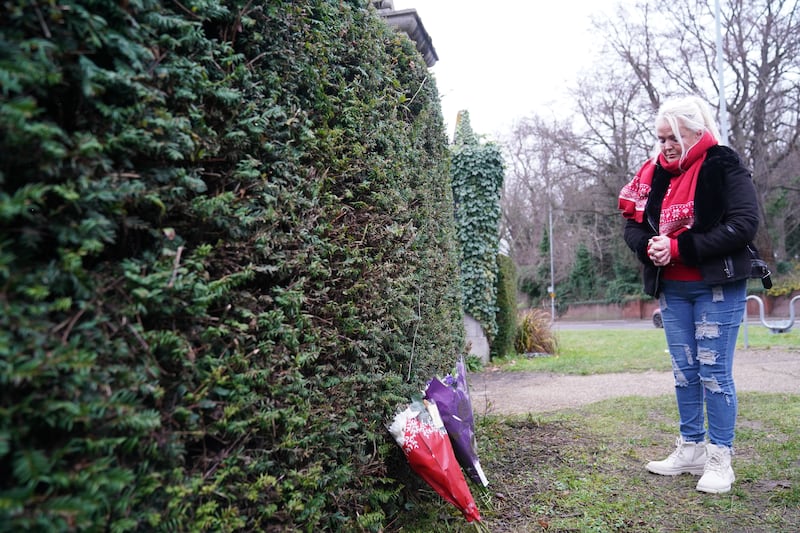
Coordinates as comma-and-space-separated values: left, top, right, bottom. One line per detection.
624, 145, 760, 297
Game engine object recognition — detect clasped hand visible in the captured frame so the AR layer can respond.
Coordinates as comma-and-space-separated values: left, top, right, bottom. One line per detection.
648, 235, 671, 267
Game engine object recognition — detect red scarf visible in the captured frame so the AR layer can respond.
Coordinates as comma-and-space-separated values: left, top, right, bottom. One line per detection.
618, 131, 718, 237
618, 161, 654, 223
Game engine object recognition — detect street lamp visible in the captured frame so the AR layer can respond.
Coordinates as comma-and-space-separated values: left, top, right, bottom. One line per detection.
715, 0, 729, 145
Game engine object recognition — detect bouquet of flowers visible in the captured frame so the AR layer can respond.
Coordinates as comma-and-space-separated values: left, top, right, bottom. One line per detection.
388, 399, 482, 522
425, 355, 489, 487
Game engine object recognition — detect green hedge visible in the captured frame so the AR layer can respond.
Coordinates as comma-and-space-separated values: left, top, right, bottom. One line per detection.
493, 253, 517, 358
0, 1, 463, 530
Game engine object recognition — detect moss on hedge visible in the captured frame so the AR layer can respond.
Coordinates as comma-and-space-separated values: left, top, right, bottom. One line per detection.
0, 1, 463, 530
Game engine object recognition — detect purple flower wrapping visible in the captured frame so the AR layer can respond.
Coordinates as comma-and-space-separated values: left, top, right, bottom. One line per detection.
424, 356, 488, 486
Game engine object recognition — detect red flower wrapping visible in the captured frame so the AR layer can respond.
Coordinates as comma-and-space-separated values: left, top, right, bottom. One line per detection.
389, 401, 481, 522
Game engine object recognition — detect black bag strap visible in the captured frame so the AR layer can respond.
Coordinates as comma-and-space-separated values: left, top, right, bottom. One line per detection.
747, 244, 772, 289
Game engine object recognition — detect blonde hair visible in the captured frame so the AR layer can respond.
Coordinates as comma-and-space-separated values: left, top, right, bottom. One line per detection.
651, 95, 721, 162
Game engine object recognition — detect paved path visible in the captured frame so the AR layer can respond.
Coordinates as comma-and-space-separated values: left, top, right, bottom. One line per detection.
469, 347, 800, 416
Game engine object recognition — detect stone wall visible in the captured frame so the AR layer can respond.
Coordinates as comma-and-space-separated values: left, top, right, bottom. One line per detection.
560, 299, 660, 321
464, 314, 490, 364
560, 292, 799, 321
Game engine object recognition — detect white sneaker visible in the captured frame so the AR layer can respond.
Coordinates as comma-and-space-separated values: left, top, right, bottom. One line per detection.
696, 443, 735, 494
646, 436, 707, 476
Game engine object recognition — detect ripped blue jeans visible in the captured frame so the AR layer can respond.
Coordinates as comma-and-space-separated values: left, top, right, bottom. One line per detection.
659, 279, 746, 449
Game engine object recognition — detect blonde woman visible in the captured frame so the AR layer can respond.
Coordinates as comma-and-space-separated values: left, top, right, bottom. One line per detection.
618, 95, 760, 494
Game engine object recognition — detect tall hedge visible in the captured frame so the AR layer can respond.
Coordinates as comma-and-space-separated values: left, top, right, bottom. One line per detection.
0, 1, 464, 531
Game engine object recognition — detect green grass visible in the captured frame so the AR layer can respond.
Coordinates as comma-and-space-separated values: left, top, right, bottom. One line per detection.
490, 324, 800, 375
392, 393, 800, 532
389, 325, 800, 532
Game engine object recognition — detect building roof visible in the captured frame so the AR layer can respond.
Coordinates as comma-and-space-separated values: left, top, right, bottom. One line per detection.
373, 1, 438, 67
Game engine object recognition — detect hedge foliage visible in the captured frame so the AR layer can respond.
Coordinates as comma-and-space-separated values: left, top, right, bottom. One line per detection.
492, 253, 517, 358
0, 1, 464, 530
450, 111, 505, 342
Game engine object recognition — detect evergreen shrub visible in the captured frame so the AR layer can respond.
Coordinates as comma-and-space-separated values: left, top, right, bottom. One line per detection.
0, 1, 463, 530
492, 253, 517, 358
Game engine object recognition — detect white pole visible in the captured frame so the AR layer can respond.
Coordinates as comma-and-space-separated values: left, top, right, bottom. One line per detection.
715, 0, 729, 145
548, 200, 555, 322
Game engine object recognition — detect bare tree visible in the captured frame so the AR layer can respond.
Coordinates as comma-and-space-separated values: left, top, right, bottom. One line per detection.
572, 65, 655, 199
598, 0, 800, 261
500, 0, 800, 304
500, 116, 578, 299
724, 0, 800, 260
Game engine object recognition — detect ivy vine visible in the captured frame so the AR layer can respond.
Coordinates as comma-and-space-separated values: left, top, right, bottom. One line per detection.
450, 111, 505, 341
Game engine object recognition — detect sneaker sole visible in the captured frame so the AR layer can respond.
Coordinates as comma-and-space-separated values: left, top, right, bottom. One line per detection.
696, 472, 735, 493
696, 484, 732, 494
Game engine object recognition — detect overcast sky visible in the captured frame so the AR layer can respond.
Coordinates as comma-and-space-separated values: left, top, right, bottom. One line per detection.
391, 0, 627, 140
